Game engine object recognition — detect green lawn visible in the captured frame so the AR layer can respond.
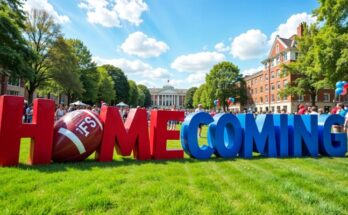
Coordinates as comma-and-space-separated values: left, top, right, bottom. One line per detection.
1, 126, 348, 214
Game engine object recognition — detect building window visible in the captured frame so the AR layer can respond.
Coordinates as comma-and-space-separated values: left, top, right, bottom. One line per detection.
323, 93, 330, 102
6, 90, 19, 96
271, 106, 275, 112
265, 95, 269, 102
265, 84, 269, 92
255, 88, 258, 94
271, 94, 275, 102
283, 80, 288, 87
276, 44, 279, 54
277, 81, 281, 89
271, 83, 275, 91
260, 86, 263, 93
265, 74, 268, 80
271, 71, 275, 79
276, 56, 281, 64
276, 69, 281, 77
283, 52, 288, 61
298, 95, 304, 102
283, 96, 287, 101
260, 97, 263, 103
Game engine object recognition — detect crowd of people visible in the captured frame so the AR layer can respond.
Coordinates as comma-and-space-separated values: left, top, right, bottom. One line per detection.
22, 101, 348, 135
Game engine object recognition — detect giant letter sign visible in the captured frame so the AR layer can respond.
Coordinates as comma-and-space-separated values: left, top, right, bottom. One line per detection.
96, 106, 151, 161
318, 114, 346, 157
149, 110, 185, 159
208, 113, 242, 158
237, 114, 277, 158
288, 115, 318, 157
180, 112, 214, 159
0, 96, 55, 166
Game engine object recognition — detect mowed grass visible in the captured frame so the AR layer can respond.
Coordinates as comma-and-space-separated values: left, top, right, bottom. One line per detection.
1, 126, 348, 214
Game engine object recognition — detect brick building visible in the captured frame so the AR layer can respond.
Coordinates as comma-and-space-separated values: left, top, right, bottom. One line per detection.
243, 24, 336, 113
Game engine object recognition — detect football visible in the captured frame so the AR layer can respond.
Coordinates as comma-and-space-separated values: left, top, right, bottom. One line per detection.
52, 110, 103, 162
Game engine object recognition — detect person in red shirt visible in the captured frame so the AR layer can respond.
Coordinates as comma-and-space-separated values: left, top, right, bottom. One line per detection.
297, 104, 307, 115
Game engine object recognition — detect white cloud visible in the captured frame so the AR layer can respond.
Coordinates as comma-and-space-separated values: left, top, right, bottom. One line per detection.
121, 32, 169, 58
241, 65, 264, 76
79, 0, 148, 28
93, 56, 172, 80
269, 12, 316, 44
114, 0, 148, 26
23, 0, 70, 24
231, 29, 268, 60
214, 42, 230, 53
171, 51, 225, 73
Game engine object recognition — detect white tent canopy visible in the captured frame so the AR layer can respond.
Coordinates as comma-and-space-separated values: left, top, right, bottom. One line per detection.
116, 102, 128, 107
70, 101, 87, 106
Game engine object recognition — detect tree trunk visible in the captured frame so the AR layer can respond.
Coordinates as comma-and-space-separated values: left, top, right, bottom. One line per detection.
0, 75, 8, 95
47, 92, 51, 99
58, 93, 62, 104
27, 88, 34, 104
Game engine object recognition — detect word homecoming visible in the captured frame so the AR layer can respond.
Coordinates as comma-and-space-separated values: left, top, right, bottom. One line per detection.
0, 96, 347, 167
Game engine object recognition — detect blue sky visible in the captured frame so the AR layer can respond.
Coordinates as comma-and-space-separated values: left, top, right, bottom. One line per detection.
23, 0, 318, 89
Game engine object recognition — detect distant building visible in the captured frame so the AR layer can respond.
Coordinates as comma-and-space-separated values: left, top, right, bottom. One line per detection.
0, 76, 26, 97
243, 24, 336, 113
149, 85, 187, 108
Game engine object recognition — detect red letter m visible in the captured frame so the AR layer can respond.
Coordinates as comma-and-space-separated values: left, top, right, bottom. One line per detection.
96, 106, 151, 161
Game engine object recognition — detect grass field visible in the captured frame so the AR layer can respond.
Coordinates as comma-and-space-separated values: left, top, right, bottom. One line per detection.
1, 126, 348, 215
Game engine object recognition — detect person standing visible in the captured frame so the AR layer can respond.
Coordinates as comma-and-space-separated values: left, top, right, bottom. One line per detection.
169, 105, 177, 130
55, 104, 66, 121
26, 104, 33, 123
195, 104, 204, 137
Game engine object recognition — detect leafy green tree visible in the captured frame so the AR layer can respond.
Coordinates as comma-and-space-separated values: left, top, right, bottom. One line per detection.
137, 85, 145, 107
193, 84, 205, 108
47, 36, 83, 105
68, 39, 99, 104
97, 67, 115, 104
0, 0, 34, 94
313, 0, 348, 84
281, 0, 348, 104
137, 84, 151, 107
206, 61, 246, 111
102, 65, 129, 104
281, 23, 325, 106
128, 80, 138, 107
24, 9, 61, 103
184, 87, 197, 108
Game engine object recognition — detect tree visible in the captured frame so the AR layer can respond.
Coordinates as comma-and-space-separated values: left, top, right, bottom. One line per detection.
184, 87, 197, 108
137, 85, 145, 107
137, 84, 151, 107
313, 0, 348, 85
281, 23, 325, 106
193, 84, 205, 108
281, 0, 348, 104
24, 9, 61, 103
47, 36, 83, 105
102, 65, 129, 104
128, 80, 138, 107
97, 67, 115, 104
68, 39, 99, 104
0, 0, 34, 94
206, 61, 246, 111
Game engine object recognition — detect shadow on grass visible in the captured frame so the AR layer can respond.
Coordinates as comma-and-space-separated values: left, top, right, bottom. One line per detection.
14, 154, 342, 173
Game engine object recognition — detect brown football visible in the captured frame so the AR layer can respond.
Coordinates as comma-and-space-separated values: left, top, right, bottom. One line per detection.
52, 110, 103, 162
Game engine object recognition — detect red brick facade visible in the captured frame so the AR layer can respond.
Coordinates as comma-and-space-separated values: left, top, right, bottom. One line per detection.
243, 24, 336, 113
